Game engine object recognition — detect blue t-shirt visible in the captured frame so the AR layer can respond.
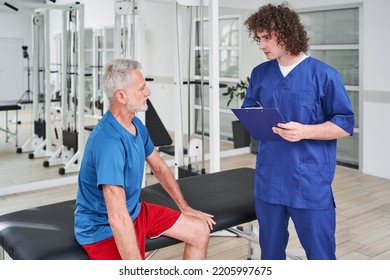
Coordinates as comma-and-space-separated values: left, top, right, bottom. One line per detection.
242, 57, 354, 210
74, 110, 155, 245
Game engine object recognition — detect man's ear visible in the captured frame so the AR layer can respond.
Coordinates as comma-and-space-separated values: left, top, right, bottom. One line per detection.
114, 90, 127, 104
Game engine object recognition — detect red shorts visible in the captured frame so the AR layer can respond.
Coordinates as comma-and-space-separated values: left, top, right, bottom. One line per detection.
82, 202, 181, 260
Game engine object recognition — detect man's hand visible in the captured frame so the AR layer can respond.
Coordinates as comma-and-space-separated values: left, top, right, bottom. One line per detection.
181, 206, 216, 231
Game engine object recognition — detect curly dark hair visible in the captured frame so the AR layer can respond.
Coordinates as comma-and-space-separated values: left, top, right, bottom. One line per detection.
244, 3, 309, 56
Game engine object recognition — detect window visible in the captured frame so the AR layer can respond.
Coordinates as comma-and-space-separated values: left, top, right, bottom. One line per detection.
300, 7, 360, 168
194, 15, 241, 140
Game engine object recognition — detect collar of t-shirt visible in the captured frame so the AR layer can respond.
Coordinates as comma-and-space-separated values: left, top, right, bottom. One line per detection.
279, 54, 309, 77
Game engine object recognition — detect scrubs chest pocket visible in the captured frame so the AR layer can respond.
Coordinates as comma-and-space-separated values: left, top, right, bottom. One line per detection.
275, 89, 317, 123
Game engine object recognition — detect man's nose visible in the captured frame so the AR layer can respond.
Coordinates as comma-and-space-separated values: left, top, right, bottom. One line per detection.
145, 87, 151, 96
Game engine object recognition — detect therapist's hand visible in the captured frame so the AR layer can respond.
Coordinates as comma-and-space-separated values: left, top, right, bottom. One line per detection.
273, 120, 349, 141
272, 121, 307, 142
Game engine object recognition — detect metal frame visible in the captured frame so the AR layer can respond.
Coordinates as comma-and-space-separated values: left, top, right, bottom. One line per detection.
45, 3, 85, 175
174, 0, 219, 178
16, 10, 49, 155
90, 28, 103, 118
27, 9, 56, 159
0, 103, 20, 146
11, 1, 84, 166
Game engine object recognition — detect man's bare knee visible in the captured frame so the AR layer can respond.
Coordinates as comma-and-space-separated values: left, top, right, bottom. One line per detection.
197, 220, 210, 240
189, 219, 210, 247
166, 215, 209, 244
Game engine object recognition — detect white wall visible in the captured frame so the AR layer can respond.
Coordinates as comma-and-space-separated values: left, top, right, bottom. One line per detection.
0, 13, 31, 45
142, 0, 177, 131
51, 0, 115, 29
359, 0, 390, 179
0, 13, 32, 101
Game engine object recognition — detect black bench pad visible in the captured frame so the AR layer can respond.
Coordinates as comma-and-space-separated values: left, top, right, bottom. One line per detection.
0, 168, 255, 259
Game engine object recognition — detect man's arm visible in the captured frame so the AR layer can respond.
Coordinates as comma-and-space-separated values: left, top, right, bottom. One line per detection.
273, 121, 351, 142
146, 149, 215, 230
102, 185, 142, 260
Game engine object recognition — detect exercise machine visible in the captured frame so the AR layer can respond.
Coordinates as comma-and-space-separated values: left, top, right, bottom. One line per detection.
174, 0, 220, 178
43, 3, 85, 175
18, 9, 55, 158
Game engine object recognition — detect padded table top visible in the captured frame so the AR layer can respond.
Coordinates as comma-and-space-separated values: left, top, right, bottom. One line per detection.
0, 168, 255, 260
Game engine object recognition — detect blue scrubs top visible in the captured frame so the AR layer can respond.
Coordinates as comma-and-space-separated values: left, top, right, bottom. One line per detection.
242, 57, 354, 210
74, 110, 155, 245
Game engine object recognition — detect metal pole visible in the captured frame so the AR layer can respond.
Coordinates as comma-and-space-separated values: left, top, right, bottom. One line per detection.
187, 6, 192, 169
208, 0, 220, 172
199, 0, 205, 174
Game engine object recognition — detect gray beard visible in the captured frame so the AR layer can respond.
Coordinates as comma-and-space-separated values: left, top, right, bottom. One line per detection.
135, 104, 148, 112
127, 102, 148, 113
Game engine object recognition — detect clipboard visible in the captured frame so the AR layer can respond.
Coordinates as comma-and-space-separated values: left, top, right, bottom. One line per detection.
231, 107, 286, 141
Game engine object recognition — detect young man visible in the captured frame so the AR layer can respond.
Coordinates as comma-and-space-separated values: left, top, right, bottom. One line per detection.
74, 58, 215, 260
243, 3, 354, 260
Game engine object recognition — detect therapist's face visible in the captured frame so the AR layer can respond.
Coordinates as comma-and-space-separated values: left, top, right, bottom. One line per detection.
256, 31, 288, 63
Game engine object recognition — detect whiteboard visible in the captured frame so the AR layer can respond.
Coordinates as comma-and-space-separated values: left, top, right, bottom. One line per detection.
0, 38, 24, 101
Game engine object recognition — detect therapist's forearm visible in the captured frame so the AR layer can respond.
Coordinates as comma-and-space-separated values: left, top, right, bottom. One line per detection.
304, 121, 350, 140
274, 121, 350, 142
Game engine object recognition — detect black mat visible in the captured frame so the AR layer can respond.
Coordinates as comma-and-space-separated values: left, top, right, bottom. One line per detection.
0, 168, 255, 260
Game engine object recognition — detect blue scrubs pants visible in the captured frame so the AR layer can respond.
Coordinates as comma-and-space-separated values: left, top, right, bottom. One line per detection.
255, 200, 336, 260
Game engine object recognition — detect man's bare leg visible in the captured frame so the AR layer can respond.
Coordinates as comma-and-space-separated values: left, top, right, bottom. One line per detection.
164, 214, 210, 259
